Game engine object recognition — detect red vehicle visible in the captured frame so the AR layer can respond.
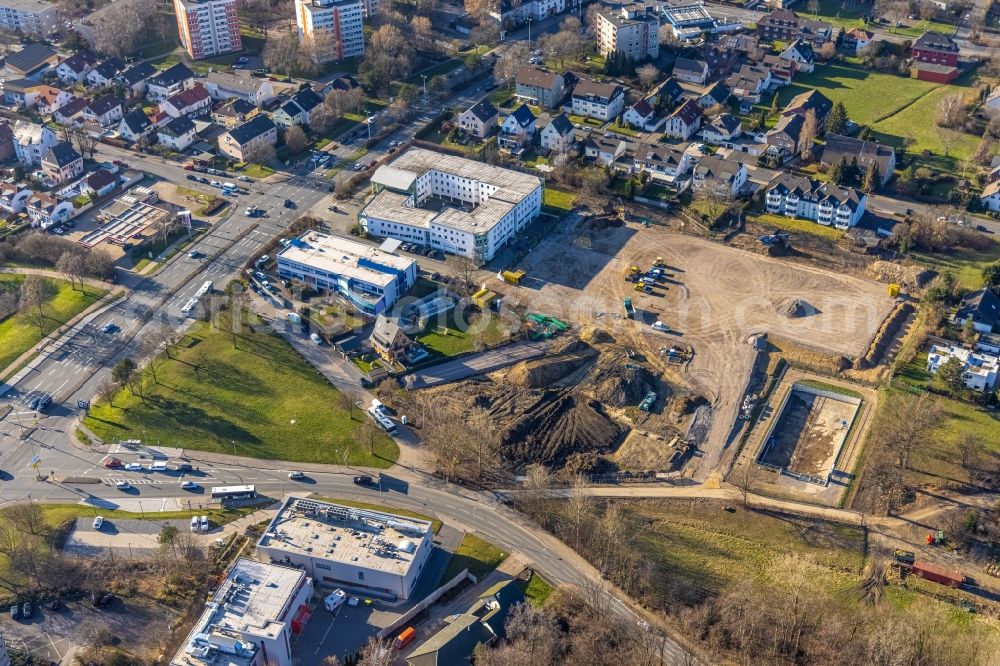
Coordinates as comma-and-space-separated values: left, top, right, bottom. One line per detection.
394, 627, 416, 650
103, 457, 123, 469
183, 164, 194, 171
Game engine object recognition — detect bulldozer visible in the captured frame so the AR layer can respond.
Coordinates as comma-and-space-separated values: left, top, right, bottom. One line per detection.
623, 265, 640, 281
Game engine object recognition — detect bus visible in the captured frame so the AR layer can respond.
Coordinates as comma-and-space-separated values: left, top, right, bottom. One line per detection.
211, 485, 257, 501
195, 281, 213, 298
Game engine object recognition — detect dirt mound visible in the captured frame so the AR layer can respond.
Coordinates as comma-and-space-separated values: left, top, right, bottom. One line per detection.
580, 326, 615, 344
867, 261, 934, 290
506, 345, 597, 388
582, 215, 624, 231
775, 298, 817, 318
589, 363, 659, 408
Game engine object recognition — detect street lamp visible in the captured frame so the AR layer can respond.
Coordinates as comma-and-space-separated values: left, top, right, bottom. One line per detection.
366, 112, 373, 140
526, 18, 534, 49
421, 74, 428, 98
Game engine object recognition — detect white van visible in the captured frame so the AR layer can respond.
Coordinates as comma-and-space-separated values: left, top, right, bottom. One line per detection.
149, 461, 167, 472
190, 516, 199, 532
324, 589, 347, 612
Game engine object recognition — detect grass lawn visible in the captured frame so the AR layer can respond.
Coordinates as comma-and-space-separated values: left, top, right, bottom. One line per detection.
405, 58, 463, 85
803, 0, 868, 30
796, 378, 863, 399
607, 122, 641, 137
520, 572, 555, 607
777, 62, 938, 127
0, 276, 105, 371
314, 497, 442, 533
416, 312, 509, 357
242, 164, 274, 179
542, 187, 576, 214
567, 113, 602, 128
890, 18, 956, 38
439, 533, 508, 585
84, 320, 398, 466
909, 236, 1000, 290
346, 147, 369, 161
488, 89, 514, 107
751, 212, 846, 241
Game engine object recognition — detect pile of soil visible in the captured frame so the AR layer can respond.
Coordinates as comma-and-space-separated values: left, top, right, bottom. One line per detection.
867, 261, 934, 290
669, 395, 709, 420
775, 297, 817, 318
580, 326, 614, 344
589, 363, 659, 408
506, 344, 597, 388
582, 215, 623, 231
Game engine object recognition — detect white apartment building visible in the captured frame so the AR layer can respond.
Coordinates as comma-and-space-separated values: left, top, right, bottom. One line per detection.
927, 343, 999, 392
276, 232, 417, 316
361, 148, 544, 264
173, 0, 243, 60
257, 497, 434, 601
170, 559, 313, 666
765, 174, 866, 229
595, 3, 659, 62
0, 0, 59, 36
294, 0, 365, 63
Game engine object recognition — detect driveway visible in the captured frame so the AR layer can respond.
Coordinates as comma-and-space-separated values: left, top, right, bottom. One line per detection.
403, 339, 557, 389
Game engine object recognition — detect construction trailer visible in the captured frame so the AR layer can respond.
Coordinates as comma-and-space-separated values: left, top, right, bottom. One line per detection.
500, 269, 525, 284
472, 288, 498, 309
910, 560, 964, 588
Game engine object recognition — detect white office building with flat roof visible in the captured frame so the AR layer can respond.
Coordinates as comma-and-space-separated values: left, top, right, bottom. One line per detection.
0, 0, 59, 36
276, 232, 416, 315
170, 558, 313, 666
360, 148, 544, 264
257, 497, 434, 601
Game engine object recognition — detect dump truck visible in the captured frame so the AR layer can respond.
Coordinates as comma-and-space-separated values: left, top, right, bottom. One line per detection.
624, 298, 635, 319
911, 560, 964, 588
501, 269, 525, 285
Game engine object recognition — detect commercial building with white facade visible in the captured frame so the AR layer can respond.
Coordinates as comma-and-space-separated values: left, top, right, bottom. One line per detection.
257, 497, 434, 601
173, 0, 242, 60
927, 343, 999, 392
170, 558, 313, 666
360, 148, 543, 263
765, 174, 866, 229
276, 232, 416, 315
0, 0, 58, 36
294, 0, 365, 62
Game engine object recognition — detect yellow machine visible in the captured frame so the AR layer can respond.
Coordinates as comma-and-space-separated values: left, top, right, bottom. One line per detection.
888, 283, 901, 298
472, 288, 498, 309
653, 256, 666, 267
501, 269, 525, 285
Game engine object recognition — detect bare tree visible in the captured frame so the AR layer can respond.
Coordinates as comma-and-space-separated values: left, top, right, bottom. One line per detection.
958, 433, 986, 483
936, 93, 967, 128
6, 501, 44, 535
799, 109, 818, 160
357, 636, 394, 666
263, 31, 301, 79
284, 125, 309, 155
97, 377, 119, 408
92, 0, 152, 58
732, 463, 760, 508
637, 63, 660, 90
308, 104, 336, 135
56, 251, 85, 291
243, 141, 277, 165
18, 274, 54, 334
357, 419, 378, 456
451, 255, 480, 294
300, 29, 339, 68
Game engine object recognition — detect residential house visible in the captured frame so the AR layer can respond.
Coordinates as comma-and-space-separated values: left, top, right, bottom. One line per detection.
633, 143, 695, 186
53, 97, 88, 126
369, 315, 413, 364
498, 104, 536, 152
0, 183, 32, 214
700, 113, 742, 145
719, 33, 765, 60
0, 124, 14, 163
765, 113, 804, 155
756, 9, 832, 46
457, 98, 498, 139
673, 57, 709, 84
622, 99, 664, 132
692, 155, 748, 197
726, 65, 772, 104
571, 79, 625, 122
780, 39, 815, 73
84, 169, 119, 197
406, 581, 524, 666
117, 62, 157, 97
911, 31, 960, 82
12, 121, 57, 165
663, 99, 702, 140
540, 113, 575, 153
26, 192, 73, 229
85, 58, 124, 87
820, 134, 896, 186
697, 81, 730, 109
204, 71, 275, 107
156, 116, 198, 151
650, 77, 684, 108
926, 343, 999, 391
515, 66, 567, 109
118, 109, 154, 142
782, 89, 832, 125
218, 115, 277, 161
3, 43, 58, 80
35, 87, 73, 115
840, 28, 874, 56
585, 134, 627, 167
765, 173, 867, 228
55, 52, 98, 83
272, 88, 323, 128
211, 98, 257, 128
980, 180, 1000, 212
2, 79, 46, 107
82, 94, 124, 127
146, 63, 196, 102
956, 289, 1000, 333
40, 141, 83, 185
322, 74, 361, 94
700, 45, 742, 79
762, 54, 796, 87
161, 84, 212, 119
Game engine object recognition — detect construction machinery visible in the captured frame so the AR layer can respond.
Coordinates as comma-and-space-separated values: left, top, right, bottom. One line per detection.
653, 256, 666, 267
639, 391, 657, 412
888, 283, 901, 298
472, 288, 498, 309
624, 265, 640, 281
624, 298, 635, 319
500, 269, 525, 285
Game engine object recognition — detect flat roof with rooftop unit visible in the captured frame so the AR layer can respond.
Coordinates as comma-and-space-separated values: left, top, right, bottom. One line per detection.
257, 497, 434, 601
170, 558, 313, 666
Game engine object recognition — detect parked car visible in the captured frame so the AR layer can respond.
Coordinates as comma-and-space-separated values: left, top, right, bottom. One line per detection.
310, 333, 322, 344
104, 458, 123, 469
186, 174, 198, 181
10, 604, 19, 620
651, 321, 669, 332
28, 396, 40, 411
21, 601, 31, 618
200, 516, 209, 532
176, 463, 193, 471
124, 463, 142, 471
93, 516, 104, 529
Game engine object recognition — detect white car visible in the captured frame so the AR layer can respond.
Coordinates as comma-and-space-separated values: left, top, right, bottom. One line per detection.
324, 589, 347, 611
310, 333, 322, 344
210, 180, 222, 187
288, 471, 305, 480
180, 481, 198, 490
115, 480, 131, 490
93, 516, 104, 529
237, 175, 249, 181
200, 515, 210, 532
124, 463, 143, 471
651, 321, 670, 332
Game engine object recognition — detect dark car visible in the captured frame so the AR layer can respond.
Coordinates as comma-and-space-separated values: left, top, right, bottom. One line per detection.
38, 394, 52, 411
21, 601, 32, 618
10, 604, 19, 620
186, 174, 198, 181
353, 475, 374, 486
47, 599, 61, 611
284, 199, 296, 209
28, 396, 40, 411
976, 224, 989, 232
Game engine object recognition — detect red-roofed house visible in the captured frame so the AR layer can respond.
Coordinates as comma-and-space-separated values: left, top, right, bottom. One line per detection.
36, 87, 73, 115
663, 99, 701, 140
161, 84, 212, 119
911, 31, 959, 82
622, 99, 664, 132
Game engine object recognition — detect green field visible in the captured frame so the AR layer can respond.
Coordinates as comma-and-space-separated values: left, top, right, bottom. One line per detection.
804, 0, 868, 30
84, 320, 398, 466
543, 188, 576, 214
0, 275, 106, 372
751, 213, 846, 240
520, 572, 555, 607
439, 533, 508, 585
416, 312, 508, 358
909, 236, 1000, 289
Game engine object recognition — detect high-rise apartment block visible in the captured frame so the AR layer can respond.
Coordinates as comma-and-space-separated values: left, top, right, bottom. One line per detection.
294, 0, 365, 63
173, 0, 242, 60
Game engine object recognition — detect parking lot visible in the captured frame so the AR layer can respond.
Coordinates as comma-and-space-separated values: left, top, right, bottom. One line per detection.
63, 517, 208, 558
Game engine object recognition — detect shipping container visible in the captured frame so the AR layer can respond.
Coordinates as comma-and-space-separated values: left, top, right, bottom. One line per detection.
912, 560, 964, 588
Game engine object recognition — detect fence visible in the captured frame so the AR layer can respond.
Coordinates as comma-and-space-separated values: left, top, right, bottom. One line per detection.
376, 568, 473, 639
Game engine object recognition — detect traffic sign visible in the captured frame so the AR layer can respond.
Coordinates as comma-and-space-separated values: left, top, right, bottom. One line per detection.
30, 454, 41, 468
77, 400, 90, 410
